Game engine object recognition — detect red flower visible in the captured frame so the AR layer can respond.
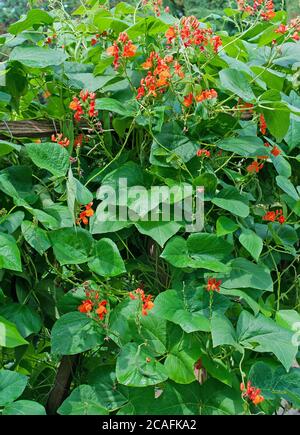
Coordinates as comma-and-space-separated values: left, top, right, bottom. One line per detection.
263, 209, 285, 224
107, 32, 136, 69
195, 89, 218, 103
212, 35, 222, 52
271, 146, 281, 157
74, 134, 84, 148
165, 26, 177, 43
123, 41, 137, 58
206, 278, 222, 292
247, 161, 264, 173
183, 93, 194, 107
292, 32, 300, 41
129, 288, 154, 315
51, 133, 70, 148
262, 211, 276, 222
241, 381, 264, 406
77, 202, 94, 226
70, 92, 98, 121
78, 299, 93, 313
259, 114, 267, 135
276, 24, 288, 34
174, 61, 185, 79
107, 42, 120, 69
197, 149, 211, 158
95, 300, 108, 320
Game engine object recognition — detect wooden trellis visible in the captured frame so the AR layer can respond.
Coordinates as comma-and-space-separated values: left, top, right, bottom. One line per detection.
0, 120, 61, 139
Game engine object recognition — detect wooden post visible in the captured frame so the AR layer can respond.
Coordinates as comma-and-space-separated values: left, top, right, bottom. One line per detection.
0, 120, 60, 139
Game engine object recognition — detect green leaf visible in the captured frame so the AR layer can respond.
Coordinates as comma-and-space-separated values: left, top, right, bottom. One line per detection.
276, 175, 300, 201
219, 69, 255, 102
0, 233, 22, 272
194, 173, 217, 200
51, 312, 104, 355
8, 9, 54, 35
220, 288, 260, 315
217, 136, 266, 157
239, 228, 263, 261
249, 362, 300, 406
25, 142, 69, 177
0, 370, 27, 406
249, 361, 300, 408
164, 327, 200, 384
237, 311, 297, 371
21, 221, 51, 255
187, 233, 233, 261
153, 289, 210, 333
116, 342, 168, 387
135, 221, 181, 248
0, 166, 33, 202
150, 122, 199, 167
67, 73, 116, 92
126, 16, 168, 39
10, 46, 67, 68
58, 385, 109, 415
222, 258, 273, 292
261, 95, 290, 141
88, 238, 126, 277
0, 211, 25, 234
0, 140, 20, 157
87, 366, 128, 411
216, 216, 239, 236
109, 299, 167, 355
284, 90, 300, 151
49, 227, 94, 265
161, 236, 231, 273
0, 303, 42, 338
272, 154, 291, 178
2, 400, 46, 415
95, 98, 134, 116
212, 187, 249, 218
211, 312, 239, 349
0, 315, 28, 348
275, 310, 300, 331
67, 169, 93, 223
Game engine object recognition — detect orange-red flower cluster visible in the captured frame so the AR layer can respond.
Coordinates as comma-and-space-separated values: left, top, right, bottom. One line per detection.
247, 160, 264, 173
106, 32, 137, 69
129, 288, 154, 316
263, 209, 285, 224
136, 52, 184, 100
264, 141, 282, 157
69, 90, 98, 122
259, 114, 267, 135
76, 202, 94, 226
240, 381, 264, 406
183, 89, 218, 107
78, 288, 107, 321
276, 18, 300, 41
51, 133, 70, 147
206, 278, 222, 292
237, 0, 275, 20
165, 16, 222, 52
197, 149, 211, 158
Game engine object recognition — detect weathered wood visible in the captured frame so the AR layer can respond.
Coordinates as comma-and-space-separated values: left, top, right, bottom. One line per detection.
0, 120, 60, 139
46, 355, 79, 415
